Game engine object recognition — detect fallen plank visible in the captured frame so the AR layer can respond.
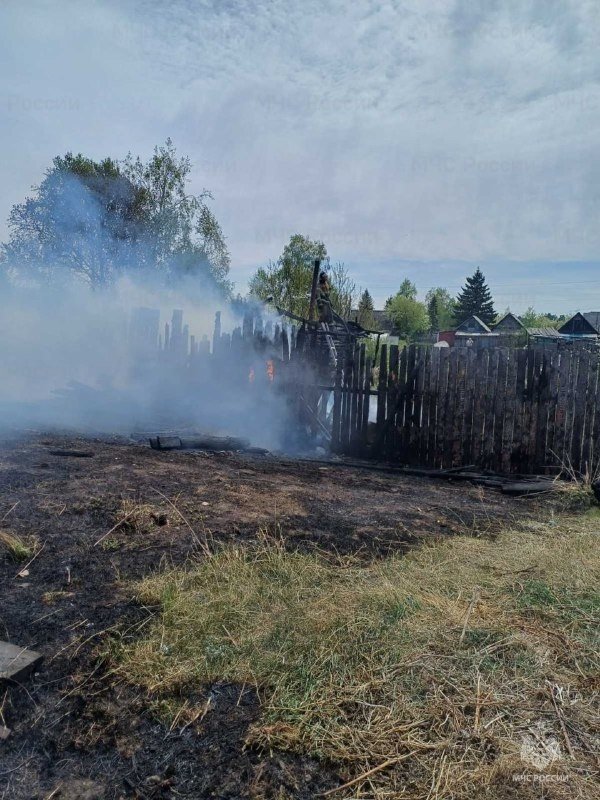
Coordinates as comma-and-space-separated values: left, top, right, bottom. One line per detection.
151, 435, 252, 452
48, 449, 95, 458
501, 481, 556, 496
0, 641, 43, 684
180, 436, 251, 451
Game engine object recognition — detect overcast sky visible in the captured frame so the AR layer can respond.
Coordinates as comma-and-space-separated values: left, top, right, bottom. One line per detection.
1, 0, 599, 313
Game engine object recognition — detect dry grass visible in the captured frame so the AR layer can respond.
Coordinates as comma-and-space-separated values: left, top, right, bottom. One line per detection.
95, 498, 170, 549
0, 528, 37, 562
116, 513, 600, 799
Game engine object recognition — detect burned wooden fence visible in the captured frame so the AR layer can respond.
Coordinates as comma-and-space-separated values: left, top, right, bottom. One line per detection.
130, 309, 600, 476
333, 343, 600, 476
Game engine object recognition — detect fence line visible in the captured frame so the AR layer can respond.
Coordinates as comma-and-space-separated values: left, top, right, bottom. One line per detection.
339, 344, 600, 475
131, 309, 600, 475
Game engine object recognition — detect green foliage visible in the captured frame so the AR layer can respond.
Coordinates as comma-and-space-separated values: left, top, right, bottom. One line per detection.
356, 288, 375, 329
122, 139, 231, 293
520, 306, 563, 329
2, 140, 231, 294
248, 234, 356, 318
398, 277, 417, 300
454, 268, 495, 326
427, 295, 439, 332
384, 293, 429, 339
425, 287, 456, 330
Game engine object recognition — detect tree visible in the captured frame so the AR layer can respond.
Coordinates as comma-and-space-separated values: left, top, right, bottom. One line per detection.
356, 288, 375, 329
2, 153, 143, 286
384, 293, 429, 339
425, 287, 455, 330
329, 261, 357, 319
398, 278, 417, 300
454, 268, 495, 326
2, 140, 232, 294
520, 307, 563, 329
248, 234, 356, 318
427, 294, 439, 332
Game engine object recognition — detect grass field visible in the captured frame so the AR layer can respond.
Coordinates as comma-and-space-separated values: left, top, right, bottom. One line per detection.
116, 508, 600, 798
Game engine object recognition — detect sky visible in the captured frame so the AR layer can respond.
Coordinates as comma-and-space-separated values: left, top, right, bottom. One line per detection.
1, 0, 599, 314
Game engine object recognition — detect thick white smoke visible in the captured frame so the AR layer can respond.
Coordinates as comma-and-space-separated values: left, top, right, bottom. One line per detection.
0, 155, 304, 449
0, 275, 293, 449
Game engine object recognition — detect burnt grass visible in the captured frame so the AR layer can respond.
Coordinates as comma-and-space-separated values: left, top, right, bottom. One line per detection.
0, 434, 537, 800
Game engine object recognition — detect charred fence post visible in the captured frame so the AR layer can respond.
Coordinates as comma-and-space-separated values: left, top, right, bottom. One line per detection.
374, 344, 388, 456
212, 311, 221, 356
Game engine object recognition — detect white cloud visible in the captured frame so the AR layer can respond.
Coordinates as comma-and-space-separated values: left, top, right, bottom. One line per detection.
1, 0, 599, 310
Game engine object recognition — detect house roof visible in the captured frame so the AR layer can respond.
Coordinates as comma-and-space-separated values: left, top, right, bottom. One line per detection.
493, 312, 525, 331
527, 327, 562, 338
455, 315, 492, 334
583, 312, 600, 332
350, 309, 394, 332
558, 311, 600, 335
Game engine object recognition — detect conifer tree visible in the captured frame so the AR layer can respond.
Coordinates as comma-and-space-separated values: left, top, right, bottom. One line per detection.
427, 294, 439, 332
357, 288, 375, 328
454, 268, 495, 325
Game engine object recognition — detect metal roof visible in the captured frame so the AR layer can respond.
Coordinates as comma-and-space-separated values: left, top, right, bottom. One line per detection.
527, 327, 562, 338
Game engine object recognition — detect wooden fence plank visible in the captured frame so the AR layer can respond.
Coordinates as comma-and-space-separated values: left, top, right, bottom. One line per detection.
331, 357, 343, 452
591, 358, 600, 478
582, 353, 599, 477
500, 350, 517, 473
387, 345, 400, 457
462, 348, 476, 467
341, 352, 353, 451
350, 344, 361, 451
562, 350, 579, 473
442, 349, 458, 468
534, 352, 552, 471
394, 346, 408, 459
426, 347, 441, 468
553, 350, 571, 470
404, 348, 415, 462
361, 355, 372, 454
571, 350, 591, 475
492, 350, 508, 472
452, 349, 469, 467
435, 348, 450, 469
356, 344, 366, 448
543, 351, 561, 472
375, 344, 388, 456
470, 348, 489, 466
416, 346, 430, 465
481, 349, 500, 469
511, 349, 527, 471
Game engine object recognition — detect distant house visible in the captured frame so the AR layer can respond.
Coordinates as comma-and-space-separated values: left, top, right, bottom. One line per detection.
527, 327, 562, 343
448, 315, 499, 347
493, 312, 526, 334
350, 309, 394, 333
558, 312, 600, 338
454, 315, 492, 335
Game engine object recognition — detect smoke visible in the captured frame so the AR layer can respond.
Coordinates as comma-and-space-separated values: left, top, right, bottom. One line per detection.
0, 172, 294, 450
0, 276, 295, 449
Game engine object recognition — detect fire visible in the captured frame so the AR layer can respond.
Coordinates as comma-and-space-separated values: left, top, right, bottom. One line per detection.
248, 361, 274, 383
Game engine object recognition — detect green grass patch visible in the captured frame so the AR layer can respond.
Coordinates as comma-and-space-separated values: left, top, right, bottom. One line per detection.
0, 528, 37, 562
115, 516, 600, 798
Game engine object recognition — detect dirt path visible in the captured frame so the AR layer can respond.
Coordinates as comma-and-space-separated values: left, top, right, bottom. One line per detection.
0, 435, 534, 799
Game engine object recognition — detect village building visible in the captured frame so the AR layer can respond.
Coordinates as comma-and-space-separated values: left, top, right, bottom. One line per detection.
558, 312, 600, 338
492, 312, 526, 334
